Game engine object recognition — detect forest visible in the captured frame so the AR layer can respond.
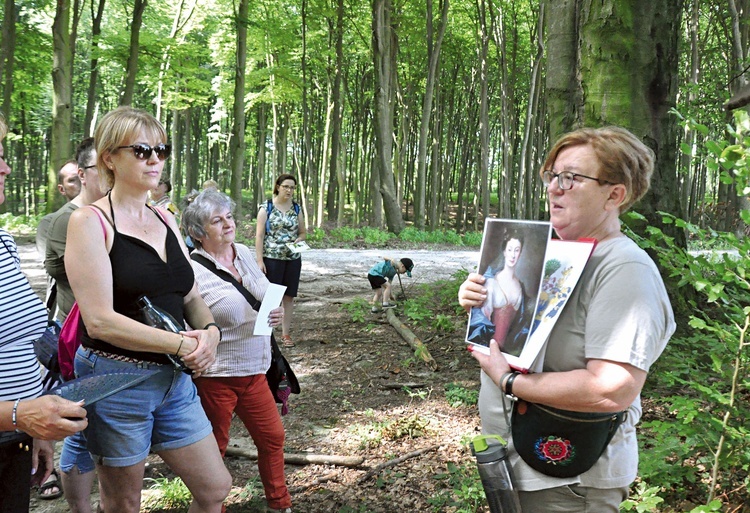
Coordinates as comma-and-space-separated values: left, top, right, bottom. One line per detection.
0, 0, 746, 233
2, 0, 750, 511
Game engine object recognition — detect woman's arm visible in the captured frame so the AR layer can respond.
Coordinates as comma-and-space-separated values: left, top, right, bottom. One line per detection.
296, 210, 306, 242
471, 341, 646, 412
255, 207, 267, 273
65, 206, 193, 356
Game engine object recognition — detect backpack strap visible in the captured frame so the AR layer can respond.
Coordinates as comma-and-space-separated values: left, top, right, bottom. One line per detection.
265, 199, 273, 234
265, 200, 300, 234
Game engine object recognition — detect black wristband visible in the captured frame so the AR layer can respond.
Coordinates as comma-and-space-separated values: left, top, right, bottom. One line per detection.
504, 372, 520, 401
204, 322, 222, 342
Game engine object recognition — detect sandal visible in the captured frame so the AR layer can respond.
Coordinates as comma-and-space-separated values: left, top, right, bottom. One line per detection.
281, 335, 295, 348
38, 469, 63, 500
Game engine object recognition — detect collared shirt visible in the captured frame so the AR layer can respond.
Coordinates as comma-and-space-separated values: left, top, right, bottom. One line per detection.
190, 243, 271, 377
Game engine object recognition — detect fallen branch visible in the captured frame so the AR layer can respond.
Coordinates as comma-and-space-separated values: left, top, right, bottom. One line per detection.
385, 309, 438, 371
226, 440, 364, 468
288, 471, 339, 494
378, 382, 426, 390
357, 444, 441, 483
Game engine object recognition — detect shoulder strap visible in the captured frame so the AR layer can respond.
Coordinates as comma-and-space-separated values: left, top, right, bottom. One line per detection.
293, 201, 300, 215
86, 204, 112, 239
265, 199, 273, 234
190, 253, 261, 311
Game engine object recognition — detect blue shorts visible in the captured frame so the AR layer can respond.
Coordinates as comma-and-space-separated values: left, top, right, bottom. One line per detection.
264, 257, 302, 297
60, 431, 95, 474
74, 347, 213, 467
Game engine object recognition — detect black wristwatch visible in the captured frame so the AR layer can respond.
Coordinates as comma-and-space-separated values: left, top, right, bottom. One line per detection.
503, 372, 520, 401
204, 322, 223, 342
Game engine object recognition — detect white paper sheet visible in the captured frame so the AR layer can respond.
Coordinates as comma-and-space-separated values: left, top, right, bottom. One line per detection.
253, 283, 287, 335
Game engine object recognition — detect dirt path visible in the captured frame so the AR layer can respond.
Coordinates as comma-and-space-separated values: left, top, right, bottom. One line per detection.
21, 243, 484, 512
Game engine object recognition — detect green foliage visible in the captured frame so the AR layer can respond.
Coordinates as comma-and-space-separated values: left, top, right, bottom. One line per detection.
444, 383, 478, 407
620, 482, 665, 512
0, 213, 41, 235
306, 227, 326, 243
362, 226, 395, 245
329, 227, 361, 243
428, 461, 485, 512
621, 114, 750, 508
340, 297, 371, 323
142, 477, 191, 509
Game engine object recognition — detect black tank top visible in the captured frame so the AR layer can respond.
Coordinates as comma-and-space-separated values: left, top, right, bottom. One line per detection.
81, 194, 194, 364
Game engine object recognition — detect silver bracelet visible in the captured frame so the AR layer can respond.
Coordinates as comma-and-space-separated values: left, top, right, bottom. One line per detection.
12, 398, 21, 431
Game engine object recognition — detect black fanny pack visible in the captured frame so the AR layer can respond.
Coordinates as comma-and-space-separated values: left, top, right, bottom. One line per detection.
512, 400, 626, 478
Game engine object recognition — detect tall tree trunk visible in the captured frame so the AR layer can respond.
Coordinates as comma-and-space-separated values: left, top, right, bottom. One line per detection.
254, 104, 268, 212
372, 0, 404, 234
155, 0, 197, 122
476, 0, 490, 222
331, 0, 346, 226
0, 0, 16, 121
120, 0, 147, 106
50, 0, 74, 212
84, 0, 106, 136
544, 0, 684, 243
230, 0, 248, 219
415, 0, 448, 229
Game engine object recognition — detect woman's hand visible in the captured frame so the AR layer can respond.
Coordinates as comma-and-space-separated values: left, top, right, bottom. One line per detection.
257, 259, 267, 274
30, 439, 55, 488
469, 340, 512, 388
179, 329, 219, 376
458, 273, 487, 313
16, 396, 88, 440
268, 306, 284, 328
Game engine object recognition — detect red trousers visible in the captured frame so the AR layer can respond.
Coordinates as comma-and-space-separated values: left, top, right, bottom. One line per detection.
195, 374, 292, 510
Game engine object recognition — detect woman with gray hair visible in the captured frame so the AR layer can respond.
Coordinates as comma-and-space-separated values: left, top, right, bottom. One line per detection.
183, 189, 293, 513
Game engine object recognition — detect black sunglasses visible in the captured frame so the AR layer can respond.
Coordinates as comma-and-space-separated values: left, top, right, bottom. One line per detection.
117, 143, 171, 161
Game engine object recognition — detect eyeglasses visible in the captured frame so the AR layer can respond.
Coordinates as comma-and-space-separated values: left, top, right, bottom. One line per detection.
542, 169, 613, 190
83, 165, 97, 170
279, 184, 296, 191
117, 143, 171, 161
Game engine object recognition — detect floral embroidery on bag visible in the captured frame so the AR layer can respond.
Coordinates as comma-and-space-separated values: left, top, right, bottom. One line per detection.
534, 436, 575, 465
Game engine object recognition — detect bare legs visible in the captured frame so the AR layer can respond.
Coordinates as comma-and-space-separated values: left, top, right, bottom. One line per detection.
96, 436, 231, 513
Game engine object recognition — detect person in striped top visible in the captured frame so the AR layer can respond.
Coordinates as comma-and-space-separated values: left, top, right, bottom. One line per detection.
0, 114, 87, 512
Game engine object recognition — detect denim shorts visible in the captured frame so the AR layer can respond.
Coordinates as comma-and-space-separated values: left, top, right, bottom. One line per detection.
60, 431, 95, 474
74, 347, 213, 467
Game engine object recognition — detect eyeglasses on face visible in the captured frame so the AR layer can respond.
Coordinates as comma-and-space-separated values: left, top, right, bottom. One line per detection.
541, 169, 613, 190
117, 143, 171, 161
279, 184, 296, 191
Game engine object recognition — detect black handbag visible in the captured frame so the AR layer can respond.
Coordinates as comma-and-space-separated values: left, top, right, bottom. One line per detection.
190, 253, 300, 405
511, 400, 626, 478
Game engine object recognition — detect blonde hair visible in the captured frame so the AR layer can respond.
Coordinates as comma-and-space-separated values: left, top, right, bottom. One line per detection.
94, 106, 167, 188
0, 114, 7, 142
540, 126, 654, 212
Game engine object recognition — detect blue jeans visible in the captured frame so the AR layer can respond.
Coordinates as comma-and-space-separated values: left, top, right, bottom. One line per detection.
74, 347, 213, 467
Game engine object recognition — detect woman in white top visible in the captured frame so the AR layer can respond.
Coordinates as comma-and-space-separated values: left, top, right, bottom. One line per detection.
184, 189, 293, 513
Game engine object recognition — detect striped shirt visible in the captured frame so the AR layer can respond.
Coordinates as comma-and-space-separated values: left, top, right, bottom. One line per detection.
190, 243, 272, 377
0, 229, 47, 403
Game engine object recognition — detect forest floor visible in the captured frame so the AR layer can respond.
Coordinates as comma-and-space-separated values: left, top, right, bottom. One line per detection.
21, 240, 490, 513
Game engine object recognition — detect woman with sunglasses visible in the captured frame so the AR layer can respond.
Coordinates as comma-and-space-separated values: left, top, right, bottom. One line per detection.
459, 126, 675, 512
254, 174, 306, 348
65, 106, 231, 513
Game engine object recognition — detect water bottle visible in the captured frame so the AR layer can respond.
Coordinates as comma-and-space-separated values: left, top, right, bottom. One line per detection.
137, 295, 190, 373
471, 435, 522, 513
